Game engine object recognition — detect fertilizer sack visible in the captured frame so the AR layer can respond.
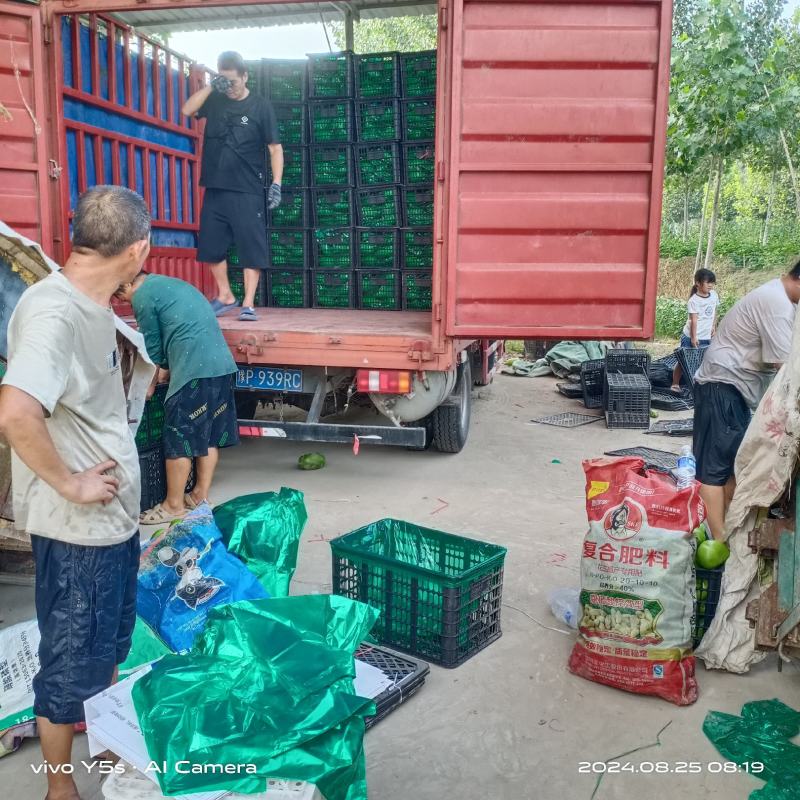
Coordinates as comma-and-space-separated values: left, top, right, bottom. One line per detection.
0, 620, 39, 730
136, 503, 268, 652
568, 457, 704, 705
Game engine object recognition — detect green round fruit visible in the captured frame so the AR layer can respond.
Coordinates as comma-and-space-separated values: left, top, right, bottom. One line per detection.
697, 539, 730, 570
298, 453, 326, 470
698, 602, 707, 616
693, 524, 708, 546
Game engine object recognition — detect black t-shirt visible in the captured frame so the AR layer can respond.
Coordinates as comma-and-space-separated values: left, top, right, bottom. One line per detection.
197, 91, 280, 195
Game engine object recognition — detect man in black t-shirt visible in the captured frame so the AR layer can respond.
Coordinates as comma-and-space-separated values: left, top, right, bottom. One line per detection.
182, 51, 283, 321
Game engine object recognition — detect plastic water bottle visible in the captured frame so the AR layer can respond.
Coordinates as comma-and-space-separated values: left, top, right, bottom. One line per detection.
674, 444, 696, 489
547, 588, 580, 629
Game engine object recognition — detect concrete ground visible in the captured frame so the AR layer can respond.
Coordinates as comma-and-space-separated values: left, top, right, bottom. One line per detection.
0, 373, 796, 800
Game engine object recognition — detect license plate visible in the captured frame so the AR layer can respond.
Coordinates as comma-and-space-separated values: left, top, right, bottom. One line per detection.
236, 367, 303, 392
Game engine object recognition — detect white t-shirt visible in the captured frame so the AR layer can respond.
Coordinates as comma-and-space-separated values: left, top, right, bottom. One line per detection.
683, 290, 719, 340
695, 278, 796, 409
3, 272, 141, 545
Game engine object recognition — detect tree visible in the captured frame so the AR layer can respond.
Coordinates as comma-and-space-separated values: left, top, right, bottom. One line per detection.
330, 15, 437, 52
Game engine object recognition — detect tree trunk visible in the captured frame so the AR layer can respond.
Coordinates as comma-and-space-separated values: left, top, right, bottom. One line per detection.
762, 164, 777, 247
704, 157, 724, 270
694, 166, 713, 271
682, 181, 690, 242
779, 129, 800, 223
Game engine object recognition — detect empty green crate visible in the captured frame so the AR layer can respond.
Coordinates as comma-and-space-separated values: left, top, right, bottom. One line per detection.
400, 51, 437, 98
135, 383, 168, 451
308, 52, 354, 98
356, 52, 400, 98
310, 100, 355, 143
313, 187, 353, 227
403, 141, 435, 185
356, 99, 401, 141
313, 270, 354, 308
403, 188, 434, 227
273, 103, 308, 145
270, 146, 308, 188
269, 189, 310, 228
267, 270, 308, 308
356, 142, 401, 186
402, 228, 433, 269
402, 271, 433, 310
311, 145, 353, 186
228, 266, 266, 306
330, 518, 507, 667
357, 228, 399, 269
402, 99, 436, 141
357, 186, 401, 227
268, 229, 309, 269
358, 270, 400, 310
265, 59, 307, 101
314, 228, 355, 270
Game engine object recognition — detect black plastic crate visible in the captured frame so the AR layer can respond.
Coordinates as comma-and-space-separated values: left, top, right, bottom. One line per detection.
402, 141, 435, 185
402, 98, 436, 141
309, 99, 355, 144
310, 144, 354, 186
676, 346, 709, 390
265, 59, 307, 102
356, 52, 401, 99
357, 185, 401, 227
694, 566, 723, 647
605, 348, 652, 376
358, 270, 401, 310
308, 51, 355, 98
228, 265, 266, 306
266, 270, 309, 308
356, 99, 402, 141
356, 142, 402, 186
604, 373, 651, 430
312, 186, 354, 228
402, 271, 433, 311
402, 187, 434, 227
401, 227, 433, 269
272, 102, 308, 146
134, 383, 168, 452
268, 229, 309, 270
268, 188, 310, 229
139, 447, 196, 514
314, 228, 355, 270
270, 145, 308, 188
357, 228, 399, 270
400, 50, 437, 98
580, 359, 605, 409
312, 270, 355, 308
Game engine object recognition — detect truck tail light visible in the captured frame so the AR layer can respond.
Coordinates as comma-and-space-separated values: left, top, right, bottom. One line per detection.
356, 369, 412, 394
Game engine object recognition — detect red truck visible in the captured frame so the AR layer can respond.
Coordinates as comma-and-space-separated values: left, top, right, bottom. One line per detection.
0, 0, 671, 451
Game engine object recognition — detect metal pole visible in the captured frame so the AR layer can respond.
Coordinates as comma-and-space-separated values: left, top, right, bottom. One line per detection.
345, 9, 354, 51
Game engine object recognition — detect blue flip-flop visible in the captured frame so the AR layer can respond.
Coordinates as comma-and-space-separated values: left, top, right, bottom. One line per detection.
239, 306, 258, 322
212, 299, 240, 317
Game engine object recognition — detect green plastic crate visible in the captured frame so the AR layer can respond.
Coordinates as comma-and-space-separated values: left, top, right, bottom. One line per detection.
308, 52, 354, 98
330, 518, 507, 667
227, 245, 240, 266
269, 189, 310, 228
244, 60, 263, 94
265, 59, 307, 101
269, 229, 309, 269
402, 98, 436, 141
312, 270, 354, 308
273, 102, 308, 145
402, 228, 433, 269
403, 141, 435, 185
310, 100, 355, 143
228, 266, 266, 306
313, 187, 353, 227
356, 142, 401, 186
311, 145, 353, 186
357, 186, 401, 227
314, 228, 354, 270
400, 51, 437, 98
270, 146, 308, 188
403, 188, 434, 227
358, 270, 400, 310
266, 270, 308, 308
357, 228, 399, 269
135, 383, 168, 451
356, 52, 400, 98
356, 99, 401, 141
402, 271, 433, 310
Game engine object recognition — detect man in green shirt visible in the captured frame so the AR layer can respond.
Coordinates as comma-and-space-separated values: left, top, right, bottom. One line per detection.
115, 272, 239, 523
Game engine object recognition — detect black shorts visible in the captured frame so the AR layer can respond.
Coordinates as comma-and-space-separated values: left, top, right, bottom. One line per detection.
163, 374, 240, 458
31, 532, 139, 724
693, 382, 751, 486
197, 188, 267, 268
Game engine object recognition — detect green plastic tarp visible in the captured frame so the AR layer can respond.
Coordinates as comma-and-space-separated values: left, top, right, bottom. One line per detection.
118, 618, 172, 677
214, 488, 307, 597
132, 595, 379, 800
502, 341, 611, 378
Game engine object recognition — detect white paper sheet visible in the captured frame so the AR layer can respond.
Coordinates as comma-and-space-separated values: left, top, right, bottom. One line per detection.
353, 659, 393, 698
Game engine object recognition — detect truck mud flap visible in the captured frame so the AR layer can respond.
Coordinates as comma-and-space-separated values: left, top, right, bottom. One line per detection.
238, 421, 426, 448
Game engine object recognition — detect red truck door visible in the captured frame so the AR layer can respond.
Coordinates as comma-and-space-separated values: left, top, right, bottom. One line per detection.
0, 2, 52, 248
440, 0, 672, 340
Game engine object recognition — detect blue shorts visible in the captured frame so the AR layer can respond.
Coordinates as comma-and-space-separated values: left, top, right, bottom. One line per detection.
30, 533, 139, 724
680, 335, 711, 349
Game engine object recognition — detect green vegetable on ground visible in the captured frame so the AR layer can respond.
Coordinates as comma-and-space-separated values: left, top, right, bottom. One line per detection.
298, 453, 326, 470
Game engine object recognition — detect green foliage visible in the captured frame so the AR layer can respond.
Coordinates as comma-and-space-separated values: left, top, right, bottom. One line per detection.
655, 294, 737, 339
330, 16, 437, 52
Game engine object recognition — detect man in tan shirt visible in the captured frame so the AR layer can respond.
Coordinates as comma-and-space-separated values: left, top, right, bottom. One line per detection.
0, 186, 153, 800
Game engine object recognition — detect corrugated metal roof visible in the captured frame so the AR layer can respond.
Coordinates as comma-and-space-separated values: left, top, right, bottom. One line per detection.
115, 1, 436, 34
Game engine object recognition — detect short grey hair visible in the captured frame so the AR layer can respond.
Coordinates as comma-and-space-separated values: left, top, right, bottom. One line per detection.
71, 185, 151, 257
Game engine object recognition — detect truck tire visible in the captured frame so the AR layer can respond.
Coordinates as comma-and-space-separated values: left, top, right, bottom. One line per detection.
234, 391, 259, 420
432, 360, 472, 453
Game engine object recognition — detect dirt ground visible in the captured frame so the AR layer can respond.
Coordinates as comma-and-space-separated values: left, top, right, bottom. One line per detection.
0, 373, 796, 800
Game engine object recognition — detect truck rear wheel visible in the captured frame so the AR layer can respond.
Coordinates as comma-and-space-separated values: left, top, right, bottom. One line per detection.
234, 391, 259, 420
432, 360, 472, 453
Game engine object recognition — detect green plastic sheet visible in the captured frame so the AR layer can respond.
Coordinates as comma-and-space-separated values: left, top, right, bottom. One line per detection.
214, 488, 307, 597
704, 699, 800, 799
118, 617, 172, 677
132, 596, 378, 800
502, 341, 610, 378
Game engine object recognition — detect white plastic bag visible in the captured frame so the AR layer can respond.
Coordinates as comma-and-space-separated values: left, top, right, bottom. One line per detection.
547, 588, 580, 628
